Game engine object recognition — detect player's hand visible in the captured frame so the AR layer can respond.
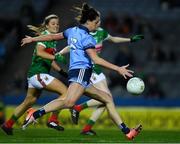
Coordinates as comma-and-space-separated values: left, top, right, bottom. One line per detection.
21, 35, 34, 46
58, 69, 68, 78
117, 64, 134, 79
130, 35, 144, 42
55, 53, 67, 64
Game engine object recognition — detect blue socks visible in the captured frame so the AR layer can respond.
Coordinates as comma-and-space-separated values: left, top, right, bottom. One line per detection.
119, 123, 130, 134
33, 108, 46, 119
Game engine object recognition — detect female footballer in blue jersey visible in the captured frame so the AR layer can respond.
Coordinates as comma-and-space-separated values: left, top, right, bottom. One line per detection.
20, 3, 142, 140
59, 10, 144, 135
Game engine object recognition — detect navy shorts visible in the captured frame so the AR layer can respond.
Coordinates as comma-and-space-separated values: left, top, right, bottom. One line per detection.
68, 68, 92, 88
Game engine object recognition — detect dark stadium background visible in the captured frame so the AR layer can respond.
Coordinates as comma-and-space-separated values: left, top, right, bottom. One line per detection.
0, 0, 180, 143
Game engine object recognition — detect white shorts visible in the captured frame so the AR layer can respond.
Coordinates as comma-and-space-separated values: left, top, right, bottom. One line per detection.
28, 74, 55, 89
90, 72, 106, 84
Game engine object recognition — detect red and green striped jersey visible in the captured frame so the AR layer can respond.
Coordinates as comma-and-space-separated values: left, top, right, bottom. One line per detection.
90, 27, 109, 74
90, 27, 109, 53
27, 30, 57, 78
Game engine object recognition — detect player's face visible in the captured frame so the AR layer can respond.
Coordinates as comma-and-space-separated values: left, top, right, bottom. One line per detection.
97, 19, 101, 28
46, 18, 59, 33
88, 16, 100, 32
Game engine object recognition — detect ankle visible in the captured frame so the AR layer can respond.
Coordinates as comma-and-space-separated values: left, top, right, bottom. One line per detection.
119, 123, 130, 134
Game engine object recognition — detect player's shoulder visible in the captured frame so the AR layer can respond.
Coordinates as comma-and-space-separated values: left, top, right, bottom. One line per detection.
41, 30, 50, 35
66, 26, 78, 32
82, 34, 96, 45
95, 27, 108, 36
97, 27, 107, 32
64, 26, 75, 34
88, 35, 96, 44
97, 27, 104, 31
87, 34, 96, 41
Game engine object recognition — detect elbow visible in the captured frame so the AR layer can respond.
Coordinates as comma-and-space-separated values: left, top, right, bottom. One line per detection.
36, 50, 43, 57
93, 60, 99, 65
92, 58, 100, 65
36, 51, 41, 57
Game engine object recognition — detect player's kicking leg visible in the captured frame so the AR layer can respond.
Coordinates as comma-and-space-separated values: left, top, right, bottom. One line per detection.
84, 85, 142, 140
126, 124, 142, 140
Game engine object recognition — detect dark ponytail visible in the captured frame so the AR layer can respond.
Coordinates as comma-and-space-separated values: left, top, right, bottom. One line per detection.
74, 3, 99, 24
82, 3, 90, 11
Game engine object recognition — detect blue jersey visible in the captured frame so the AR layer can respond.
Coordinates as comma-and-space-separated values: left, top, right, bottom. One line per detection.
63, 25, 96, 70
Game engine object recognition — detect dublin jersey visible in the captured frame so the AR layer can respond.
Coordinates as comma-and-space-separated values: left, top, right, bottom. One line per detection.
90, 27, 110, 53
27, 30, 57, 78
63, 25, 96, 70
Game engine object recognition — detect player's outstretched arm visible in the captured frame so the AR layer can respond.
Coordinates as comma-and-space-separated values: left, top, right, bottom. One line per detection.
21, 32, 64, 46
58, 46, 70, 55
107, 34, 144, 43
86, 48, 134, 79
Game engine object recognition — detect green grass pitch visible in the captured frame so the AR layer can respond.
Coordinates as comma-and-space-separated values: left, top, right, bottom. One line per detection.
0, 128, 180, 143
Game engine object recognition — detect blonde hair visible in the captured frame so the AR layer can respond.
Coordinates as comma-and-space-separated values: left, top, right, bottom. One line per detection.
27, 14, 59, 35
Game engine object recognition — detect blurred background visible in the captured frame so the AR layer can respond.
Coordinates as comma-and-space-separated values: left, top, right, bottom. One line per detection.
0, 0, 180, 130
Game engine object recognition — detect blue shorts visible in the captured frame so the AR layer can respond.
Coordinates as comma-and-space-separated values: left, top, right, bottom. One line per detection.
68, 68, 92, 88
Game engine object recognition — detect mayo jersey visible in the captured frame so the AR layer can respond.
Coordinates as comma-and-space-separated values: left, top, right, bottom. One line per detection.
27, 30, 57, 78
63, 25, 96, 70
90, 27, 109, 53
90, 27, 110, 74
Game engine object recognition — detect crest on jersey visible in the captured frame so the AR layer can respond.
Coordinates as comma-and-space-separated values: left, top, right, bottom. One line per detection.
45, 76, 49, 81
71, 38, 77, 43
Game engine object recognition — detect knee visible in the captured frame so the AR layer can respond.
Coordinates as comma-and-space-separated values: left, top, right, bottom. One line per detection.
97, 106, 106, 112
58, 87, 68, 96
105, 95, 113, 104
106, 92, 112, 98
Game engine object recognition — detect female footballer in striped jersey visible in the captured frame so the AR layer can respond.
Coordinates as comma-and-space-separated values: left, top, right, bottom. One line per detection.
1, 14, 68, 135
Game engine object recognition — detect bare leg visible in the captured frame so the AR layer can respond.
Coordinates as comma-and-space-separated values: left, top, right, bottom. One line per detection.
89, 106, 105, 121
1, 88, 40, 133
43, 83, 84, 112
85, 85, 123, 126
81, 80, 111, 132
87, 79, 111, 119
14, 88, 40, 118
23, 82, 142, 140
84, 87, 142, 140
76, 79, 111, 109
45, 78, 67, 122
85, 79, 110, 107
